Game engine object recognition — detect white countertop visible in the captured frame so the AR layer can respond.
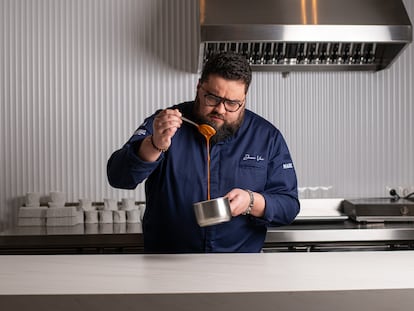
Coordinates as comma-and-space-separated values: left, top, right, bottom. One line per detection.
1, 251, 414, 294
1, 252, 414, 311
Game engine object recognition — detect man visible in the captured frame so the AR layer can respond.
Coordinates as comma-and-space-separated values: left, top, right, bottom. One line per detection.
107, 52, 299, 253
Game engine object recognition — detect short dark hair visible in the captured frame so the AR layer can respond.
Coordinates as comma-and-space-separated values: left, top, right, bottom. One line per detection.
200, 52, 252, 93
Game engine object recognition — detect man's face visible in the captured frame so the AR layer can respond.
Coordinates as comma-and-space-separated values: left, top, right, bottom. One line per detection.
193, 74, 247, 143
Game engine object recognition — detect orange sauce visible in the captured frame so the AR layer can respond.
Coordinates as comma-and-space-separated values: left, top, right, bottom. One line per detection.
198, 124, 216, 200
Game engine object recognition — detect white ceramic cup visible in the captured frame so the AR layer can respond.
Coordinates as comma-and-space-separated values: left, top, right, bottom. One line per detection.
84, 210, 99, 224
121, 198, 135, 211
99, 210, 113, 223
103, 198, 117, 211
25, 192, 41, 206
126, 209, 140, 223
138, 203, 146, 222
113, 210, 126, 223
50, 191, 65, 203
79, 198, 93, 211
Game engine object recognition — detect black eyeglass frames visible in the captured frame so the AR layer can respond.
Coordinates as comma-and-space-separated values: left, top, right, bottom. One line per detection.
200, 86, 245, 112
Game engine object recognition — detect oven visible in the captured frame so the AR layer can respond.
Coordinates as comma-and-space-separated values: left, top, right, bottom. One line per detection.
263, 198, 414, 252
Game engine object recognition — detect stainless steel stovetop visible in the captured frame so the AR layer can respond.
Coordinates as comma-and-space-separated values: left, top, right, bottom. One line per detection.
343, 198, 414, 222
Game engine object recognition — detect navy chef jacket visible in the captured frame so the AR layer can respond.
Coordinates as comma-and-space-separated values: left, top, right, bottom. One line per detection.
107, 101, 300, 253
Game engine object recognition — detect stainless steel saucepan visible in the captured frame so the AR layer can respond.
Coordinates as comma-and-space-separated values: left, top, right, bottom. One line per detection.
193, 197, 231, 227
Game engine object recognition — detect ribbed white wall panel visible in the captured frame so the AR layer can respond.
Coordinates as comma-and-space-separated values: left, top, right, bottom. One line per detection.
0, 0, 413, 229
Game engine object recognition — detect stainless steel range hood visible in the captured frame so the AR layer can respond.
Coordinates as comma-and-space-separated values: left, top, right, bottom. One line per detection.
198, 0, 412, 72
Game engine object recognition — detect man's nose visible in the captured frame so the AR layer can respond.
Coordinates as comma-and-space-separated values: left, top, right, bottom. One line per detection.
214, 100, 227, 114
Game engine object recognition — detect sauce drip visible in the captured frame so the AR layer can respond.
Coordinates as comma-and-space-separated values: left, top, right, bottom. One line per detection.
198, 124, 216, 200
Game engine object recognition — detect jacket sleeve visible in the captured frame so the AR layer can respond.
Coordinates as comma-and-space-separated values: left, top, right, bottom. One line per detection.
107, 114, 163, 190
255, 132, 300, 226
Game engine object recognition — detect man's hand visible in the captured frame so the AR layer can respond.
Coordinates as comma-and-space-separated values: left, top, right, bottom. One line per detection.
151, 109, 182, 151
138, 109, 182, 162
225, 188, 265, 217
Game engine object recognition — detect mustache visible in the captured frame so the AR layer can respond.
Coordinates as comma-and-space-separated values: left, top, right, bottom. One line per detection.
208, 112, 224, 120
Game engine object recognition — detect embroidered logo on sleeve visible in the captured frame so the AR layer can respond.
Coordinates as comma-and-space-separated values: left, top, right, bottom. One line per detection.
283, 163, 293, 169
133, 129, 147, 136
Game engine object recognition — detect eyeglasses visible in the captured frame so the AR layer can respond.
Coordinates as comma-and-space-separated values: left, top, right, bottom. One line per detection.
200, 86, 245, 112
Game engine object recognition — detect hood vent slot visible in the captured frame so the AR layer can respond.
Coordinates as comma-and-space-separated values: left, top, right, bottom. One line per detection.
203, 42, 378, 69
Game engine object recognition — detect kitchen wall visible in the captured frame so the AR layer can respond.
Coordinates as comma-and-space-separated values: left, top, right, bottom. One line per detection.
1, 0, 413, 230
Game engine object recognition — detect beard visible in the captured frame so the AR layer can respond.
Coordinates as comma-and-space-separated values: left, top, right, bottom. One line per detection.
193, 97, 244, 145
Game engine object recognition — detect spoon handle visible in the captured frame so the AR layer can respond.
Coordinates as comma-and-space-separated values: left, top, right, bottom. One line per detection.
181, 116, 199, 128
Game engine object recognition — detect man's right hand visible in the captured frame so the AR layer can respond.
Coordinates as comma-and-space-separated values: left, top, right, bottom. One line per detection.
151, 109, 182, 151
138, 109, 182, 162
